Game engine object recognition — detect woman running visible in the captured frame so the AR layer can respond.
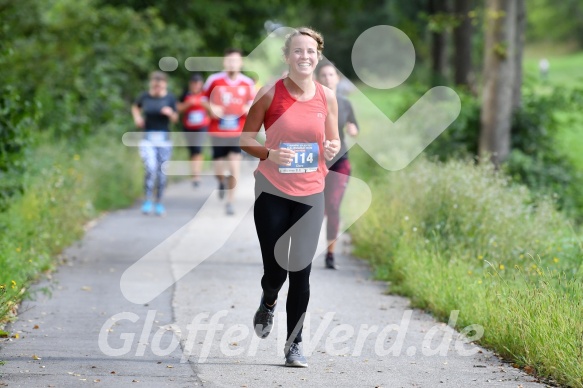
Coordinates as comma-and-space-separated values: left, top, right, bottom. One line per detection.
131, 71, 178, 216
240, 27, 340, 367
317, 62, 359, 269
177, 73, 210, 187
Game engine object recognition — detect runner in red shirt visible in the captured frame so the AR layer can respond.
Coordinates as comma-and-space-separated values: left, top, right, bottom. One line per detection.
178, 73, 210, 187
240, 27, 340, 367
202, 48, 255, 215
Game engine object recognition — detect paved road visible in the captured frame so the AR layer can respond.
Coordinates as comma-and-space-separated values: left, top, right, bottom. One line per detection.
0, 163, 546, 387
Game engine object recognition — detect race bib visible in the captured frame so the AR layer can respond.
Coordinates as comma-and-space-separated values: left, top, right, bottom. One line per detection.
187, 111, 204, 125
218, 114, 240, 131
278, 142, 319, 174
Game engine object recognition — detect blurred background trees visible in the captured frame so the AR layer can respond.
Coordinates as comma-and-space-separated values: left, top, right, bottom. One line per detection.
1, 0, 583, 215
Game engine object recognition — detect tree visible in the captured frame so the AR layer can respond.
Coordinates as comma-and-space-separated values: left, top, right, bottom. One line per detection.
428, 0, 450, 85
479, 0, 519, 166
513, 0, 526, 110
453, 0, 473, 87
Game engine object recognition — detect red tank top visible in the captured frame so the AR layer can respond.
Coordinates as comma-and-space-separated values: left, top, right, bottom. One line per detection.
256, 79, 328, 196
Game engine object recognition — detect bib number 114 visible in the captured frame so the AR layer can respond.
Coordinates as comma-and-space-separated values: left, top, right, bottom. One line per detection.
295, 152, 314, 164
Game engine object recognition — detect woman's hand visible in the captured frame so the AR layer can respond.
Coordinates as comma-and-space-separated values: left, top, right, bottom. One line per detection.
160, 106, 175, 117
134, 117, 145, 129
346, 122, 358, 137
268, 147, 296, 166
323, 140, 340, 161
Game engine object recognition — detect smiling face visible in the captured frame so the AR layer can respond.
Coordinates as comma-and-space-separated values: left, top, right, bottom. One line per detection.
317, 64, 339, 90
285, 34, 320, 77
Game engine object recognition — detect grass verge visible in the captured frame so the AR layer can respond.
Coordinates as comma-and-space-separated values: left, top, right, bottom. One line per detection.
0, 128, 142, 326
347, 155, 583, 387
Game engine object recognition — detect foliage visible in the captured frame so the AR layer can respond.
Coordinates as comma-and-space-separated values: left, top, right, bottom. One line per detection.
0, 130, 141, 325
348, 157, 583, 387
393, 82, 583, 220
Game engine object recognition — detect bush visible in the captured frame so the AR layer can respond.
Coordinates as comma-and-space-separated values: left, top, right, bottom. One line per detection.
0, 129, 141, 325
349, 158, 583, 387
396, 83, 583, 220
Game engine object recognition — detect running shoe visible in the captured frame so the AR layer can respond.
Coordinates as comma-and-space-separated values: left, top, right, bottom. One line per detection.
218, 180, 225, 199
154, 203, 166, 216
253, 294, 275, 339
285, 342, 308, 368
141, 200, 153, 215
192, 180, 200, 188
325, 252, 337, 269
226, 203, 234, 216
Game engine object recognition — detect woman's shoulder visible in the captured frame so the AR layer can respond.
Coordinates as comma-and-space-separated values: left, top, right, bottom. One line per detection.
255, 81, 280, 107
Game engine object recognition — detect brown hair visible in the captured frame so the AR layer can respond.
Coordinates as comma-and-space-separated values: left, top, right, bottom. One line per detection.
149, 71, 167, 81
283, 27, 324, 58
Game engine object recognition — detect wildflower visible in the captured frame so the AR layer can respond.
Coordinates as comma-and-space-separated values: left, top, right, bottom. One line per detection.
478, 280, 483, 284
73, 154, 81, 161
11, 280, 17, 289
412, 227, 417, 232
553, 257, 559, 263
531, 264, 537, 269
404, 216, 409, 221
519, 254, 524, 259
16, 247, 21, 253
499, 264, 505, 270
467, 270, 473, 275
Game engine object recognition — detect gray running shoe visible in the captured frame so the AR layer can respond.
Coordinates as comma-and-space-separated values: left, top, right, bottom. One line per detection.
253, 294, 275, 338
285, 342, 308, 368
226, 203, 235, 215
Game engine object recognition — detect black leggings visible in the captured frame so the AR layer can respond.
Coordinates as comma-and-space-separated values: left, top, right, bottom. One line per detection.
253, 172, 324, 344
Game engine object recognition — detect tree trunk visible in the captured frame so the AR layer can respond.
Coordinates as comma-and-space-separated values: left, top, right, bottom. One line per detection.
429, 0, 449, 85
453, 0, 473, 87
512, 0, 526, 110
479, 0, 517, 167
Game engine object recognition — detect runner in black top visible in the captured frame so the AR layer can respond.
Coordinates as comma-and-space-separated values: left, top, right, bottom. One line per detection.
131, 71, 178, 216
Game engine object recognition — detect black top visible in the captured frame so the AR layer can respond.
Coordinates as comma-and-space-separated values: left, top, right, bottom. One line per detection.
327, 94, 358, 168
134, 92, 177, 131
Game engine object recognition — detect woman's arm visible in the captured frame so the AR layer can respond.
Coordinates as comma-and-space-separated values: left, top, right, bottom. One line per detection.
323, 87, 340, 161
131, 104, 144, 128
240, 85, 295, 165
345, 100, 359, 137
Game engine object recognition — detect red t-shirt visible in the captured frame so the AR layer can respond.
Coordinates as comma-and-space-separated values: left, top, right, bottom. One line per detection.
181, 92, 210, 130
256, 79, 329, 196
202, 72, 255, 138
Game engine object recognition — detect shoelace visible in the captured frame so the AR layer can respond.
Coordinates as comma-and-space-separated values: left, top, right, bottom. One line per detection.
289, 343, 301, 356
257, 309, 273, 324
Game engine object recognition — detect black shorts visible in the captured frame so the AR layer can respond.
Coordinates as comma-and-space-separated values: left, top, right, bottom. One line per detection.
211, 136, 241, 159
183, 127, 208, 157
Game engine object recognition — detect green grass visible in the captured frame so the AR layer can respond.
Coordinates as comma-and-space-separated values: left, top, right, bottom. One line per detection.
347, 157, 583, 387
344, 61, 583, 386
524, 50, 583, 89
0, 128, 142, 325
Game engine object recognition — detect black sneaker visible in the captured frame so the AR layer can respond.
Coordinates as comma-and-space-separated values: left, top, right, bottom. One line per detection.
285, 342, 308, 368
325, 252, 337, 269
253, 294, 275, 339
218, 180, 225, 199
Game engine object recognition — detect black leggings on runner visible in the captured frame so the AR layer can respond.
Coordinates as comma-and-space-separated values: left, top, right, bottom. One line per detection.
253, 172, 324, 344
